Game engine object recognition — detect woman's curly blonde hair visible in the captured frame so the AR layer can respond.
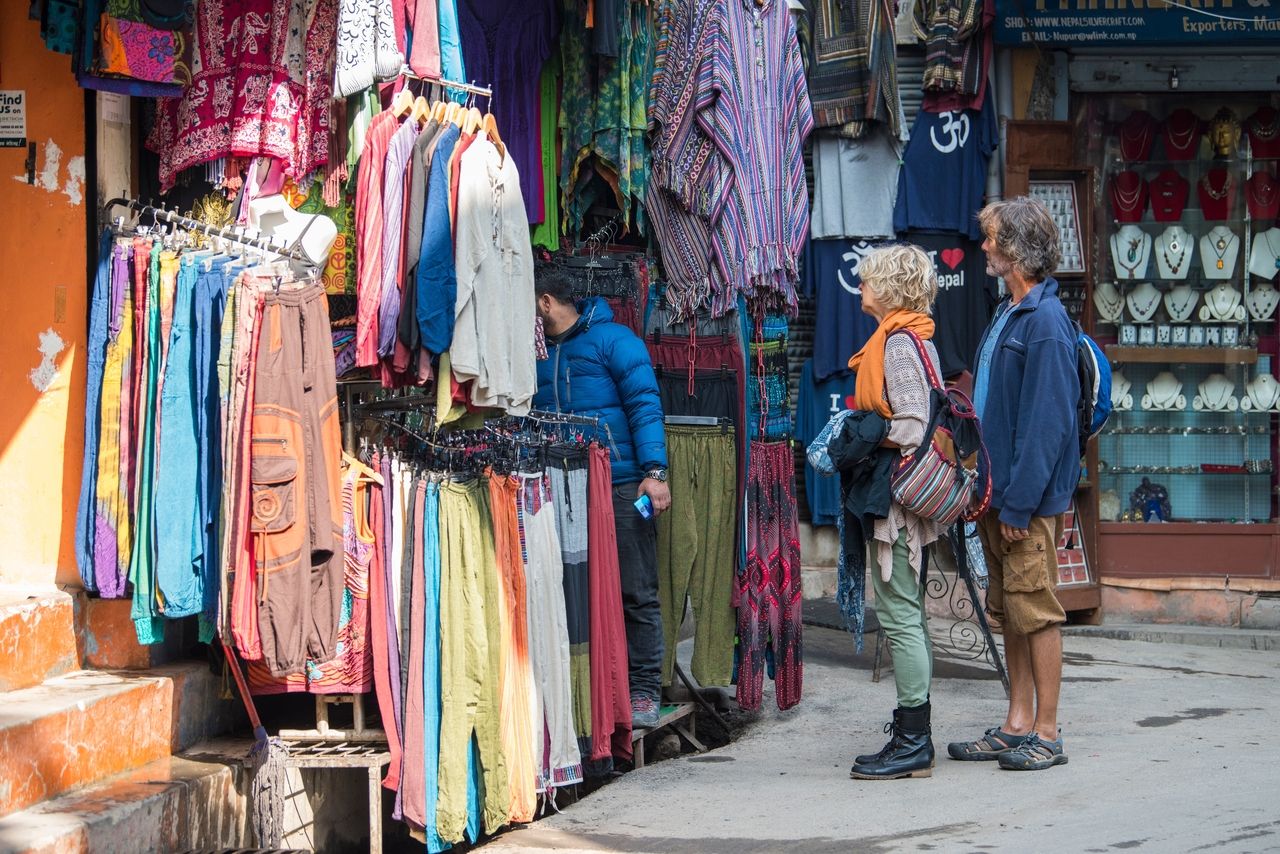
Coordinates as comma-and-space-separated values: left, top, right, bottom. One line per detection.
859, 244, 939, 315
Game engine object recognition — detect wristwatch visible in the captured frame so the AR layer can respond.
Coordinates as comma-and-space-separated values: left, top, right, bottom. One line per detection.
644, 468, 668, 483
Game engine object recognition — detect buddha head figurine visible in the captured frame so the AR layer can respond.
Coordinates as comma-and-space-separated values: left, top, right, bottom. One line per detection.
1209, 108, 1241, 157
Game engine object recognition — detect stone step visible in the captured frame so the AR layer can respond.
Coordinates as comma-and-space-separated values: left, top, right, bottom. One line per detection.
0, 586, 76, 692
0, 750, 252, 853
0, 665, 241, 819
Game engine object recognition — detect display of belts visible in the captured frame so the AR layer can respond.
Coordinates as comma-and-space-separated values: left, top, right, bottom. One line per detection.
1088, 97, 1280, 526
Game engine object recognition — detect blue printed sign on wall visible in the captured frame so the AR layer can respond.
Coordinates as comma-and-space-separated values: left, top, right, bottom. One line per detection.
995, 0, 1280, 46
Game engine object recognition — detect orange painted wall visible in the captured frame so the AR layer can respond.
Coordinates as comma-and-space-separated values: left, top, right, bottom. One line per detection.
0, 10, 89, 587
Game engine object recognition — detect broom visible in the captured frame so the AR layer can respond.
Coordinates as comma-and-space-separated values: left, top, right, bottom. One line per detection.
220, 637, 289, 847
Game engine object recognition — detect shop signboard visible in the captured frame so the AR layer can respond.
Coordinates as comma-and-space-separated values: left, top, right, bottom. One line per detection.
995, 0, 1280, 46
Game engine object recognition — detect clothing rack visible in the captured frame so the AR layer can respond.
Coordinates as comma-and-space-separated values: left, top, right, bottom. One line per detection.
102, 195, 311, 265
664, 414, 732, 435
396, 65, 492, 99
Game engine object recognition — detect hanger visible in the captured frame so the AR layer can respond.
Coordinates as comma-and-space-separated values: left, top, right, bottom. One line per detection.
483, 107, 505, 159
391, 83, 415, 118
410, 78, 432, 124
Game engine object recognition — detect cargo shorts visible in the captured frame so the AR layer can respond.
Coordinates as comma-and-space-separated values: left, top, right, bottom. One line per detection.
976, 511, 1068, 636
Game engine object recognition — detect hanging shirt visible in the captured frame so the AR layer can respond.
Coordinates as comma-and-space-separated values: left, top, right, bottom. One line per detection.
457, 0, 561, 223
452, 133, 537, 413
893, 88, 998, 241
378, 119, 423, 358
794, 359, 857, 526
695, 0, 813, 316
355, 111, 400, 367
147, 0, 339, 192
418, 124, 462, 354
811, 126, 902, 241
802, 237, 880, 382
905, 231, 998, 378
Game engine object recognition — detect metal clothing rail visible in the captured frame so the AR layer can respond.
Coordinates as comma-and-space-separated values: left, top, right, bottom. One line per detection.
102, 195, 311, 265
396, 65, 492, 99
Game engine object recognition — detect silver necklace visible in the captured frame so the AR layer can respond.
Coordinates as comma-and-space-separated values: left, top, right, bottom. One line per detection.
1126, 283, 1161, 322
1247, 284, 1279, 320
1206, 284, 1241, 319
1163, 286, 1197, 321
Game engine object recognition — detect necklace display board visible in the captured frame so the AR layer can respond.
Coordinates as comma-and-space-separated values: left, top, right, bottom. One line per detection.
1154, 225, 1194, 279
1246, 171, 1279, 221
1246, 282, 1279, 321
1125, 281, 1162, 322
1163, 284, 1199, 322
1248, 227, 1280, 280
1200, 226, 1241, 279
1111, 225, 1152, 280
1093, 280, 1124, 324
1109, 171, 1148, 223
1149, 171, 1190, 222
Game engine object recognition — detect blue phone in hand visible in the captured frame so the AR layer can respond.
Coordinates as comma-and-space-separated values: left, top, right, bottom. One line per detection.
634, 494, 654, 519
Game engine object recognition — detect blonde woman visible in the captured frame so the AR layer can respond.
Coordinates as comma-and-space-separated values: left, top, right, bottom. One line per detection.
845, 244, 945, 781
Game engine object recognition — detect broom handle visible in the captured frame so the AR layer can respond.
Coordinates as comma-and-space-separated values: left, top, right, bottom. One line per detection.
220, 636, 266, 733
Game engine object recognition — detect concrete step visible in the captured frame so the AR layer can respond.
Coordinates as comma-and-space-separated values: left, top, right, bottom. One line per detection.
0, 665, 241, 819
1063, 622, 1280, 651
0, 749, 252, 854
0, 587, 76, 692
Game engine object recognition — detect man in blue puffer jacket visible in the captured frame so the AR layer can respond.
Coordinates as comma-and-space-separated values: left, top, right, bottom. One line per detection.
533, 271, 670, 728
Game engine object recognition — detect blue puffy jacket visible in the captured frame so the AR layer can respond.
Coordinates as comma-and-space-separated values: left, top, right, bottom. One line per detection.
533, 297, 668, 484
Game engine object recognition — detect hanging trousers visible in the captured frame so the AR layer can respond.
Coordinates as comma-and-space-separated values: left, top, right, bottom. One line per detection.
228, 282, 266, 657
519, 473, 582, 789
128, 247, 177, 645
92, 241, 135, 599
400, 479, 427, 827
737, 440, 804, 712
546, 449, 593, 763
75, 230, 113, 593
437, 480, 509, 842
249, 283, 345, 677
367, 455, 403, 793
656, 426, 737, 688
489, 473, 537, 824
587, 445, 633, 764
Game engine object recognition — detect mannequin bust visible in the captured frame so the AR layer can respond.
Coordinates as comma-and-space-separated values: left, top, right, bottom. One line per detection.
1241, 372, 1280, 411
247, 194, 339, 267
1111, 225, 1152, 280
1111, 370, 1134, 411
1193, 373, 1238, 412
1199, 283, 1246, 322
1246, 282, 1280, 321
1241, 371, 1280, 412
1199, 225, 1241, 279
1093, 280, 1124, 323
1153, 226, 1194, 279
1125, 281, 1162, 323
1142, 371, 1185, 411
1163, 284, 1199, 322
1248, 227, 1280, 281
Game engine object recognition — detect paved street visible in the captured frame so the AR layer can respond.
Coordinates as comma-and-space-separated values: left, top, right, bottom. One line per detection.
481, 622, 1280, 853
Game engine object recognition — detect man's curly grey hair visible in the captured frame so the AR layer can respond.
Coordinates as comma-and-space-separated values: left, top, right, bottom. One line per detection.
978, 197, 1062, 282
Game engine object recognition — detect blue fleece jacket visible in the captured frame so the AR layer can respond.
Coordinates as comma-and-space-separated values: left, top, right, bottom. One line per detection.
974, 278, 1080, 529
533, 297, 668, 484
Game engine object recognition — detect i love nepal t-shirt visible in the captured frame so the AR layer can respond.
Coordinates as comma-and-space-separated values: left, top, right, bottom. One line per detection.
907, 231, 998, 378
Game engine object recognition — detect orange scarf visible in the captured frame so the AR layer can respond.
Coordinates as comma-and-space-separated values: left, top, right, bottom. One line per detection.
847, 309, 936, 417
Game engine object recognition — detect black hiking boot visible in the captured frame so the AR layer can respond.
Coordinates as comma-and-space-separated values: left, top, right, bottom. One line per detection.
850, 702, 935, 780
853, 707, 902, 766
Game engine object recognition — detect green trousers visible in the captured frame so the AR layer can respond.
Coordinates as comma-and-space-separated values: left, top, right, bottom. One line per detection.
871, 531, 933, 708
656, 426, 738, 688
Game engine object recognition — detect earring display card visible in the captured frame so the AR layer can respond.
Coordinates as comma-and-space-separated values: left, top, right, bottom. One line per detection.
1189, 325, 1206, 346
1121, 324, 1138, 344
1173, 325, 1189, 344
1222, 325, 1239, 346
1139, 324, 1157, 346
1029, 180, 1085, 274
1157, 324, 1171, 344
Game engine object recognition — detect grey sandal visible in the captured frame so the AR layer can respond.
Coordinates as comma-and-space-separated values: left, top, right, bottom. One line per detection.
998, 733, 1068, 771
946, 727, 1028, 761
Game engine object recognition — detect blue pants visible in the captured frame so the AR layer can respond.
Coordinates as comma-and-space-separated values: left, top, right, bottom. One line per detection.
154, 255, 205, 616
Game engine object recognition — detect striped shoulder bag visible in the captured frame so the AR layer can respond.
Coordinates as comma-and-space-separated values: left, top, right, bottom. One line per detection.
888, 331, 992, 525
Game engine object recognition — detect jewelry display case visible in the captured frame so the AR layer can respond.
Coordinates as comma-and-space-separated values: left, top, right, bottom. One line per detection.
1083, 97, 1280, 578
